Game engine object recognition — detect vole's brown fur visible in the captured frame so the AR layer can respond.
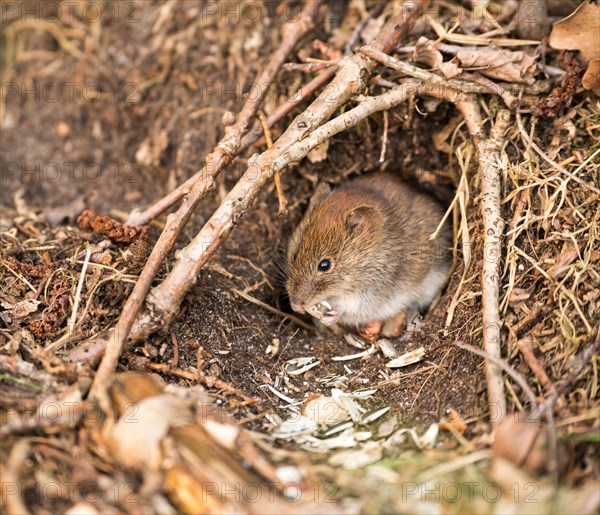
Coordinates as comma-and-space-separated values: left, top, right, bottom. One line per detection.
286, 173, 451, 333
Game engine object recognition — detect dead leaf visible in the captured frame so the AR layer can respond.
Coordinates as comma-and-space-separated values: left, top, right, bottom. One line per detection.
546, 248, 579, 279
547, 113, 577, 160
508, 288, 532, 305
582, 58, 600, 96
108, 394, 193, 470
415, 38, 535, 82
414, 37, 444, 69
43, 195, 88, 225
492, 417, 570, 474
454, 45, 537, 83
301, 394, 350, 426
414, 37, 462, 79
439, 408, 468, 434
549, 0, 600, 65
10, 299, 40, 319
438, 59, 462, 79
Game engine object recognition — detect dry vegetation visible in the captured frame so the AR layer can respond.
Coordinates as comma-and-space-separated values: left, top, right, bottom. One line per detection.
1, 1, 599, 514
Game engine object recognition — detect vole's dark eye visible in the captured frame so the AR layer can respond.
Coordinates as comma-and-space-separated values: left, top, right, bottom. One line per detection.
318, 259, 332, 272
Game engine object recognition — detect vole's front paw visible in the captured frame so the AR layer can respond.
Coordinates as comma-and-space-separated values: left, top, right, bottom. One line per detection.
358, 320, 383, 341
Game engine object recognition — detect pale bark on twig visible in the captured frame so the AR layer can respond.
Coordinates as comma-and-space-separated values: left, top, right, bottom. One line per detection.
386, 75, 510, 423
68, 1, 432, 368
478, 109, 511, 423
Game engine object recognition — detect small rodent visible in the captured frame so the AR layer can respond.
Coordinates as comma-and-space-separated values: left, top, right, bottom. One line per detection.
285, 173, 451, 336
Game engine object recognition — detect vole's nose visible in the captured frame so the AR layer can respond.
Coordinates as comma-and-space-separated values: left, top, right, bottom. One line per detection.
290, 300, 305, 314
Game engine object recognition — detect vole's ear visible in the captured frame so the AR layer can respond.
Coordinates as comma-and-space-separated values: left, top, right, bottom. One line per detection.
345, 206, 378, 234
307, 182, 331, 214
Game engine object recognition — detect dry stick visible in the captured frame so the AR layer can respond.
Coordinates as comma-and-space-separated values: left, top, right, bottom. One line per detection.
379, 110, 389, 163
231, 288, 316, 333
67, 1, 432, 367
130, 66, 336, 227
87, 0, 323, 397
360, 46, 517, 108
461, 72, 517, 109
393, 71, 511, 422
258, 111, 287, 215
476, 108, 512, 423
516, 335, 556, 397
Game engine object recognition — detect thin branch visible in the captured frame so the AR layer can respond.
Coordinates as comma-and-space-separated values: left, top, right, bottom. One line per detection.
477, 108, 512, 423
231, 289, 316, 333
259, 111, 287, 215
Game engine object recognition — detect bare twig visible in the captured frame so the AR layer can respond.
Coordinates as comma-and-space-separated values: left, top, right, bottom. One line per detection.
516, 336, 556, 397
409, 87, 510, 422
231, 289, 316, 333
282, 61, 337, 72
67, 244, 92, 337
169, 328, 179, 369
87, 0, 324, 397
477, 108, 512, 423
379, 110, 389, 163
259, 111, 287, 216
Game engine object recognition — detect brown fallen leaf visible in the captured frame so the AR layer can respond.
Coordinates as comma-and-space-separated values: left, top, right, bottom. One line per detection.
439, 408, 468, 435
492, 417, 570, 474
43, 194, 88, 225
549, 0, 600, 65
546, 247, 579, 279
414, 37, 461, 79
508, 287, 532, 306
415, 39, 536, 83
10, 299, 41, 319
453, 45, 537, 83
582, 58, 600, 96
